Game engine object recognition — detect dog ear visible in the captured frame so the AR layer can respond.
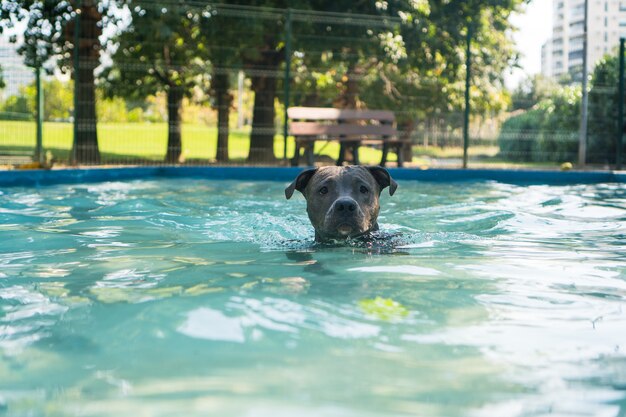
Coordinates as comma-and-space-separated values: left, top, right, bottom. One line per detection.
366, 166, 398, 196
285, 168, 318, 199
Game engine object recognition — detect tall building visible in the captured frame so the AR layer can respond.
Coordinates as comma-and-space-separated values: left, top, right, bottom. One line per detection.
541, 0, 626, 81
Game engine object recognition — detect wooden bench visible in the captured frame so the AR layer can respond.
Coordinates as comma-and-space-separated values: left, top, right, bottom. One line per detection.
287, 107, 409, 167
0, 151, 34, 166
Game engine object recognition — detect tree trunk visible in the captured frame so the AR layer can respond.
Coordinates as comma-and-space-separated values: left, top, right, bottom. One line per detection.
399, 120, 415, 163
333, 62, 361, 163
247, 44, 282, 163
71, 1, 101, 164
213, 71, 231, 162
333, 62, 361, 110
248, 72, 278, 163
165, 86, 184, 163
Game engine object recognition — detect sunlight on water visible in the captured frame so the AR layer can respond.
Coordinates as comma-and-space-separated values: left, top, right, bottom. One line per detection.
0, 178, 625, 416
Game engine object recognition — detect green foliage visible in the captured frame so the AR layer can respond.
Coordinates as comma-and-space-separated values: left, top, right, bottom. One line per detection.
511, 74, 560, 111
2, 1, 531, 161
501, 51, 625, 165
102, 1, 211, 100
96, 91, 128, 123
328, 0, 523, 133
497, 109, 537, 160
0, 1, 70, 68
0, 64, 5, 90
30, 79, 73, 121
1, 94, 32, 119
127, 107, 144, 123
0, 79, 73, 121
498, 85, 580, 162
587, 54, 625, 164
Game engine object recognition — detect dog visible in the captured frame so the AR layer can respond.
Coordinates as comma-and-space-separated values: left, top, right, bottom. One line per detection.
285, 165, 397, 242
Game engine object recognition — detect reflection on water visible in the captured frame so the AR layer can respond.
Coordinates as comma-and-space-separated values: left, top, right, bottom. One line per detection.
0, 179, 625, 416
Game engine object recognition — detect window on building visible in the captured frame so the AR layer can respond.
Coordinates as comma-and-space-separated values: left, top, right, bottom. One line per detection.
569, 50, 584, 60
572, 3, 585, 16
570, 21, 584, 32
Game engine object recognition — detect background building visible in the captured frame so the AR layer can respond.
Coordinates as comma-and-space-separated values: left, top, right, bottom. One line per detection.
541, 0, 626, 81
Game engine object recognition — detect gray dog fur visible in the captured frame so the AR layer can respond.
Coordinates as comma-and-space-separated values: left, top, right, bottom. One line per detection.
285, 165, 397, 241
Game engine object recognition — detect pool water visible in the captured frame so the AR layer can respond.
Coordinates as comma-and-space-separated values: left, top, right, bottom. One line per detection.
1, 178, 625, 417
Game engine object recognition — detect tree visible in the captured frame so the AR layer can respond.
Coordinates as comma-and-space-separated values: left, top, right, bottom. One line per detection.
380, 0, 525, 121
498, 85, 580, 162
288, 0, 526, 150
587, 54, 626, 164
200, 7, 243, 163
236, 3, 290, 163
210, 65, 232, 163
1, 79, 73, 121
0, 0, 104, 163
24, 79, 73, 121
1, 93, 31, 119
0, 64, 5, 90
103, 1, 210, 163
506, 52, 626, 165
511, 74, 560, 111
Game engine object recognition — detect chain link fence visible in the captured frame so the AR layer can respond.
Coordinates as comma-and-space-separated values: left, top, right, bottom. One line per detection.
0, 2, 624, 169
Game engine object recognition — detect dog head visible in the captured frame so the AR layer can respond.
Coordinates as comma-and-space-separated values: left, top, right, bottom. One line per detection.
285, 166, 397, 241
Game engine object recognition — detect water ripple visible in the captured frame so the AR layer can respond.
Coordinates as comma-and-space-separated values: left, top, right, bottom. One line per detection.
0, 178, 625, 416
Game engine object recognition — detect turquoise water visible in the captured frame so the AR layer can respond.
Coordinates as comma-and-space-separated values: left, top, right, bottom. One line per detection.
1, 178, 625, 417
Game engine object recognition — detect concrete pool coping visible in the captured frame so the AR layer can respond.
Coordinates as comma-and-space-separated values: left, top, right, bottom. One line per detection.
0, 166, 625, 187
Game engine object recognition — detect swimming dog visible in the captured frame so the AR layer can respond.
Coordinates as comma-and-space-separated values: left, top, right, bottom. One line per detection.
285, 166, 397, 242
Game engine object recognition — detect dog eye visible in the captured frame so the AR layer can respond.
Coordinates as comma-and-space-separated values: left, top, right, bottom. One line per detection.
319, 186, 328, 195
360, 185, 369, 194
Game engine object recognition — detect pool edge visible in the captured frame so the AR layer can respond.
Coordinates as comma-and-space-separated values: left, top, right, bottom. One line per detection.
0, 166, 624, 187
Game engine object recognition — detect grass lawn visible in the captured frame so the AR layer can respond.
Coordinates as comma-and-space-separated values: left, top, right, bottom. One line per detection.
0, 120, 559, 169
0, 121, 386, 164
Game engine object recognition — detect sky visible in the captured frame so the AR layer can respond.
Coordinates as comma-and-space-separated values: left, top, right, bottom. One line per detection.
505, 0, 553, 88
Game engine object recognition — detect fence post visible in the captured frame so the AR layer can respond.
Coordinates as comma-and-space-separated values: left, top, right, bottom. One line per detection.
618, 38, 625, 171
578, 0, 589, 167
35, 66, 44, 164
282, 8, 292, 162
462, 24, 472, 169
71, 1, 81, 164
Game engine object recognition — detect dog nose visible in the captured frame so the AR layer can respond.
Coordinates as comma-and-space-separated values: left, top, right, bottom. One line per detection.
335, 198, 357, 212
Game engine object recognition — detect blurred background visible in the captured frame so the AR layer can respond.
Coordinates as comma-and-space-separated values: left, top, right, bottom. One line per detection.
0, 0, 624, 169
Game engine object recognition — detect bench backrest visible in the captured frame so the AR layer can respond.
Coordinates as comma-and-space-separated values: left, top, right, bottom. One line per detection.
287, 107, 396, 138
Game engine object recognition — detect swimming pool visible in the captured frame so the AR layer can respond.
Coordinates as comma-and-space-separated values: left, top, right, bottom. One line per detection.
1, 172, 625, 416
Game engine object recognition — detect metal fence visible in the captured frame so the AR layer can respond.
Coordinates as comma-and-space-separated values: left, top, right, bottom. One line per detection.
0, 2, 624, 169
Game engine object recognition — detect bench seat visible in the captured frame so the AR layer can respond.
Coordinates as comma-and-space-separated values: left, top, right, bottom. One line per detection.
287, 106, 410, 167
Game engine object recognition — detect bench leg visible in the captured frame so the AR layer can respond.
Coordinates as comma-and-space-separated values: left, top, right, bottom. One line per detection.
396, 144, 404, 168
337, 143, 346, 166
291, 141, 301, 166
380, 143, 389, 167
352, 143, 360, 165
305, 143, 315, 166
